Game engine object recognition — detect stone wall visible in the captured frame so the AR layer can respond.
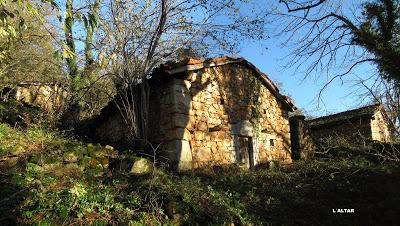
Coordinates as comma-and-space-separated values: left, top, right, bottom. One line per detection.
12, 84, 67, 112
309, 117, 373, 146
149, 63, 292, 170
371, 110, 394, 142
289, 115, 315, 160
94, 112, 132, 147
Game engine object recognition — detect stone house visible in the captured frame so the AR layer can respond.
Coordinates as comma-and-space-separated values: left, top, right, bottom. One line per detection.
94, 57, 295, 170
307, 104, 395, 146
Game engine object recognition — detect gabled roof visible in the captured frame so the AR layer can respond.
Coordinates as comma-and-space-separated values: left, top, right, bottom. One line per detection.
307, 104, 382, 127
152, 56, 295, 111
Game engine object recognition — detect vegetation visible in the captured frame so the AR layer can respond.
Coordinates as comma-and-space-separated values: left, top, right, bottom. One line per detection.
278, 0, 400, 130
1, 0, 400, 225
0, 114, 399, 225
0, 1, 64, 85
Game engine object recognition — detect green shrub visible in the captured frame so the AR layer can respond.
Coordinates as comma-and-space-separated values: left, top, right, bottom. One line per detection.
1, 123, 399, 225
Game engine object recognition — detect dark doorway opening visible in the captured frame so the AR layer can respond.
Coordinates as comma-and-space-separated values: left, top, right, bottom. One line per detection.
237, 136, 254, 169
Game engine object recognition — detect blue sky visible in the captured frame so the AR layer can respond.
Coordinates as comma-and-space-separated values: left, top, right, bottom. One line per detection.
55, 0, 377, 117
239, 40, 376, 117
237, 0, 377, 118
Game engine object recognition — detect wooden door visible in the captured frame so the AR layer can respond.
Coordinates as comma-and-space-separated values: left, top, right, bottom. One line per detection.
237, 137, 254, 169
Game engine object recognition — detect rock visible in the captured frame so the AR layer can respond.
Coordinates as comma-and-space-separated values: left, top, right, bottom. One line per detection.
164, 140, 193, 171
41, 163, 63, 172
196, 121, 208, 131
193, 148, 211, 162
178, 140, 193, 170
232, 120, 253, 137
194, 131, 205, 140
0, 156, 19, 169
166, 201, 183, 225
63, 152, 79, 163
172, 114, 190, 128
192, 101, 202, 110
130, 158, 153, 175
183, 80, 191, 89
80, 156, 101, 168
105, 145, 114, 150
189, 72, 198, 82
91, 145, 118, 158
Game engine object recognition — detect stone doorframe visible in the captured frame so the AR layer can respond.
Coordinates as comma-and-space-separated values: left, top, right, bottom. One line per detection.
232, 120, 257, 169
237, 136, 255, 169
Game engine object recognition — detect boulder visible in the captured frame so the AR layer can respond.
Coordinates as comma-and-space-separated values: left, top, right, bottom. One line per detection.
63, 152, 79, 163
130, 158, 153, 175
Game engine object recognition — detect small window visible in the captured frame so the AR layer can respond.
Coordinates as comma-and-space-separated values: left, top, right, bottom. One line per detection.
220, 98, 225, 105
263, 109, 267, 114
270, 139, 274, 147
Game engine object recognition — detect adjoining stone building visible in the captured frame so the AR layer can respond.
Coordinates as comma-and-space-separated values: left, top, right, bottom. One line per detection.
94, 57, 295, 170
289, 115, 316, 160
307, 104, 395, 146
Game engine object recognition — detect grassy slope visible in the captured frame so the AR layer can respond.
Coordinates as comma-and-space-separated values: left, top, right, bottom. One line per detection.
0, 122, 400, 225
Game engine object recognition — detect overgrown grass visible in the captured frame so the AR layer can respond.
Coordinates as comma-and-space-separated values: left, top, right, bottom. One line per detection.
0, 123, 399, 225
0, 100, 44, 127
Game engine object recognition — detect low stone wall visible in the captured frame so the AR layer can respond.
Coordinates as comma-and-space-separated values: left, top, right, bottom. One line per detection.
11, 84, 67, 112
309, 117, 373, 148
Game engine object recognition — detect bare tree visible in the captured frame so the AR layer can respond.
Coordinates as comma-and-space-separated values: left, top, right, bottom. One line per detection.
275, 0, 399, 128
353, 74, 400, 131
96, 0, 269, 143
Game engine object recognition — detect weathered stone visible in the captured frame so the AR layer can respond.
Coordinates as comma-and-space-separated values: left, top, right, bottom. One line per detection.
194, 131, 205, 140
105, 145, 114, 150
172, 113, 190, 128
11, 83, 67, 111
187, 116, 196, 130
163, 140, 193, 171
166, 201, 183, 225
130, 158, 153, 175
183, 80, 192, 89
193, 148, 211, 162
196, 121, 208, 132
192, 101, 202, 110
232, 120, 253, 137
63, 152, 79, 163
190, 72, 198, 82
96, 57, 295, 170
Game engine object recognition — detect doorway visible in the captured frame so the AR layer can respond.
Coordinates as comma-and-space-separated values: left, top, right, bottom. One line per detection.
237, 136, 254, 169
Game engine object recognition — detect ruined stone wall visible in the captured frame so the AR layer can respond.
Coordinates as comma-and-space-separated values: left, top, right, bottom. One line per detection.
150, 63, 292, 170
310, 118, 373, 146
371, 110, 393, 142
13, 85, 67, 112
94, 113, 131, 147
289, 115, 315, 160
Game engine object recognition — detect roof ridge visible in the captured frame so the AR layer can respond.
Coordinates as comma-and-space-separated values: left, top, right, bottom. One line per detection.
307, 104, 381, 126
160, 56, 243, 68
154, 56, 295, 111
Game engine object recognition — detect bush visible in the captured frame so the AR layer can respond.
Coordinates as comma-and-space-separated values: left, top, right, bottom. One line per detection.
1, 123, 399, 225
0, 99, 44, 127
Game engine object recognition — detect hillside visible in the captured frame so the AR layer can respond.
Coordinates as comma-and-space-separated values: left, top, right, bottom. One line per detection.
1, 118, 399, 225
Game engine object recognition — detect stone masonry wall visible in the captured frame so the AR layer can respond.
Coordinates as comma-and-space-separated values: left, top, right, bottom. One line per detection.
289, 115, 315, 160
14, 85, 67, 112
310, 118, 373, 146
150, 63, 292, 170
371, 110, 393, 142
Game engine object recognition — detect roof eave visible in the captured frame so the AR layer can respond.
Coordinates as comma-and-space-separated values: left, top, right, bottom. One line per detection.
160, 57, 295, 112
